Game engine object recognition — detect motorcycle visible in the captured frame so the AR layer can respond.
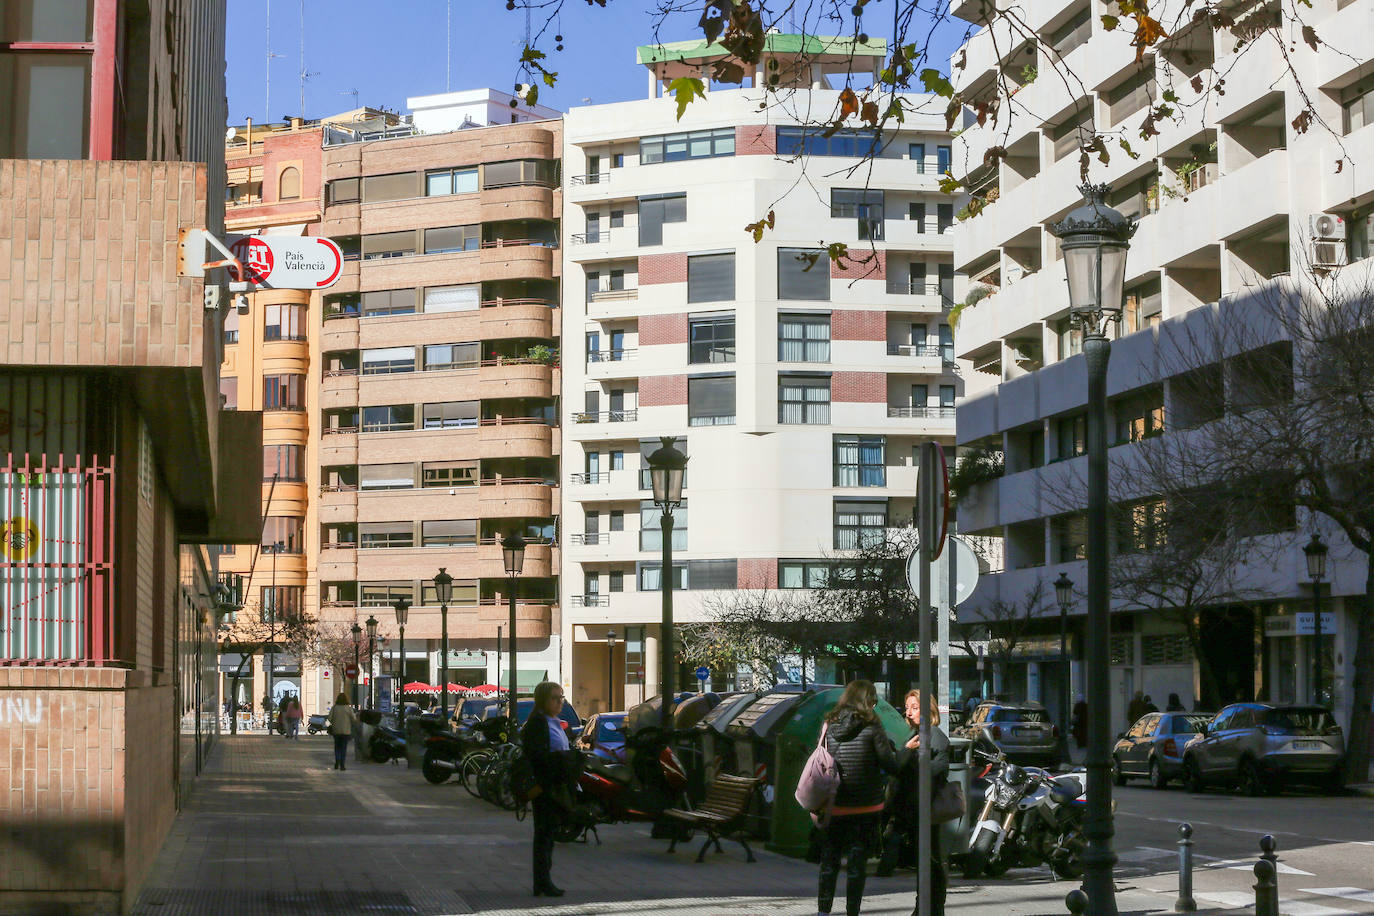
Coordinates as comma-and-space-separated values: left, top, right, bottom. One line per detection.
961, 735, 1087, 880
422, 717, 505, 784
558, 725, 692, 842
306, 713, 329, 735
368, 723, 407, 764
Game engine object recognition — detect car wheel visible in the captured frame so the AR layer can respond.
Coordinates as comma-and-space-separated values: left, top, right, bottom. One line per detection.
1149, 758, 1168, 790
1239, 758, 1270, 797
1184, 758, 1206, 793
1111, 755, 1126, 786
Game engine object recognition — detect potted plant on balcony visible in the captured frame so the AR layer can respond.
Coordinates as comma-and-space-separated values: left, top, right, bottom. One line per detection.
947, 446, 1005, 501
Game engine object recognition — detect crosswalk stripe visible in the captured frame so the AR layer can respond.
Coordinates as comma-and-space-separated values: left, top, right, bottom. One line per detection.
1196, 891, 1352, 915
1301, 887, 1374, 905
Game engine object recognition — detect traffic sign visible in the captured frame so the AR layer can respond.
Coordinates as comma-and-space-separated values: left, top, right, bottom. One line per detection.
228, 234, 343, 289
344, 662, 358, 679
695, 666, 710, 682
916, 442, 948, 562
906, 534, 980, 607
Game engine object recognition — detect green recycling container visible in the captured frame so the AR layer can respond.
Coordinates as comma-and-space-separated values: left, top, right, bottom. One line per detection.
768, 687, 910, 858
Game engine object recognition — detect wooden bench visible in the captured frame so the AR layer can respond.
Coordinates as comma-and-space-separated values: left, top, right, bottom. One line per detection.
663, 774, 760, 863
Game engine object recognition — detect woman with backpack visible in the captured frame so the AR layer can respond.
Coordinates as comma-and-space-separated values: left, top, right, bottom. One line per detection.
815, 679, 898, 916
876, 689, 950, 915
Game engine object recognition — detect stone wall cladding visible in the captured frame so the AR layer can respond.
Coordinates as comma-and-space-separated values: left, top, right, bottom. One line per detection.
737, 558, 778, 589
638, 374, 688, 407
736, 125, 776, 156
830, 247, 886, 280
831, 309, 887, 341
638, 253, 688, 285
638, 313, 689, 346
832, 371, 887, 403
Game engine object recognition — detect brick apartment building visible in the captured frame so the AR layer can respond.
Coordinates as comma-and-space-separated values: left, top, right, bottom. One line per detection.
0, 1, 261, 912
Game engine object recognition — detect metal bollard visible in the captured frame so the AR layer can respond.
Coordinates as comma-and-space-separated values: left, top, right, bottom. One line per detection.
1259, 834, 1279, 868
1175, 823, 1197, 912
1253, 858, 1279, 916
1065, 888, 1089, 915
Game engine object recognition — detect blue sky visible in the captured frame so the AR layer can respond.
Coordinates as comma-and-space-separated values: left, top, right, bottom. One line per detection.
226, 1, 967, 123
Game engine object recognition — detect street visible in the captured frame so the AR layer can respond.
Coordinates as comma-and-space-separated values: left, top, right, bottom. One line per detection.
131, 737, 1374, 916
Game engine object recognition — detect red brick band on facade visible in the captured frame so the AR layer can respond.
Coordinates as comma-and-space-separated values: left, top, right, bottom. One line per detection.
638, 252, 688, 285
832, 371, 886, 403
831, 309, 887, 341
638, 374, 688, 406
639, 312, 689, 346
737, 557, 778, 589
830, 247, 886, 280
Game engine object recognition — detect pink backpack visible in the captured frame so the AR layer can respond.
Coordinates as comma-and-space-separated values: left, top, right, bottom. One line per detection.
794, 722, 841, 813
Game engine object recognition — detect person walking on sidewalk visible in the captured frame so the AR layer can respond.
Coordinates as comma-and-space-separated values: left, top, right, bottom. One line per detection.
327, 693, 357, 770
876, 690, 949, 915
521, 681, 581, 898
283, 694, 303, 739
816, 679, 898, 916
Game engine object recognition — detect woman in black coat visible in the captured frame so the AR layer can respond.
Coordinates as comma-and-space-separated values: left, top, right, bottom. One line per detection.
876, 689, 949, 915
520, 681, 580, 897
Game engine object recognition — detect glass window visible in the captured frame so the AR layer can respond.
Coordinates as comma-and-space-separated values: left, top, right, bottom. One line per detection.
262, 516, 305, 553
638, 564, 687, 591
688, 559, 737, 590
361, 582, 415, 607
423, 342, 479, 370
909, 143, 926, 172
260, 586, 303, 623
936, 144, 952, 175
423, 225, 479, 254
327, 177, 360, 203
1342, 77, 1374, 134
779, 561, 830, 589
909, 202, 927, 233
361, 289, 416, 317
637, 193, 686, 246
361, 347, 416, 374
0, 52, 91, 158
360, 521, 413, 549
778, 248, 831, 300
220, 376, 238, 410
778, 313, 831, 361
639, 128, 734, 164
776, 127, 878, 158
278, 167, 301, 200
223, 308, 239, 344
426, 167, 478, 196
419, 579, 477, 606
609, 508, 624, 530
688, 375, 736, 426
779, 376, 831, 424
940, 385, 957, 408
263, 303, 306, 341
610, 209, 624, 228
831, 189, 886, 240
422, 461, 477, 487
424, 284, 480, 312
482, 159, 556, 188
937, 204, 954, 233
834, 435, 886, 487
263, 444, 302, 481
1113, 387, 1165, 443
640, 501, 688, 551
362, 230, 416, 260
362, 405, 414, 433
609, 571, 625, 592
1054, 514, 1087, 562
834, 500, 887, 549
688, 252, 736, 303
689, 316, 735, 364
422, 400, 478, 429
0, 1, 94, 41
360, 463, 415, 490
262, 374, 305, 411
1056, 413, 1087, 459
422, 519, 477, 547
362, 172, 417, 202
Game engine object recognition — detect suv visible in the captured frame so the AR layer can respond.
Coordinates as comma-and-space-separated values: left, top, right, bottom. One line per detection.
958, 701, 1060, 766
1181, 703, 1345, 795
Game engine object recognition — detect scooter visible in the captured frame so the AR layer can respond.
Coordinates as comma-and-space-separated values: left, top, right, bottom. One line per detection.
422, 717, 505, 784
368, 723, 407, 764
306, 713, 329, 735
563, 725, 692, 842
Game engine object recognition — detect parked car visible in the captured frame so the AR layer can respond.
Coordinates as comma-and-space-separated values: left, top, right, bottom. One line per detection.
576, 712, 628, 762
1181, 703, 1345, 796
484, 697, 584, 740
1111, 711, 1212, 788
957, 701, 1060, 766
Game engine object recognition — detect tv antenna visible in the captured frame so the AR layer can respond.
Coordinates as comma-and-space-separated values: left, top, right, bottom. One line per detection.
339, 88, 359, 110
298, 0, 319, 118
265, 0, 284, 121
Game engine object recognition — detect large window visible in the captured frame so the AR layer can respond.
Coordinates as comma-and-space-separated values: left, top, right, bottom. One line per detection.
0, 52, 91, 158
831, 189, 886, 240
361, 582, 416, 607
909, 143, 926, 172
1056, 413, 1087, 459
778, 313, 831, 362
426, 167, 478, 196
483, 159, 556, 188
688, 375, 736, 427
423, 225, 479, 254
423, 342, 479, 370
360, 522, 413, 549
362, 289, 416, 317
779, 376, 831, 424
421, 519, 477, 547
637, 563, 688, 591
936, 144, 952, 175
640, 128, 734, 164
640, 501, 688, 551
362, 172, 418, 203
1115, 500, 1166, 555
688, 559, 738, 590
424, 284, 479, 313
689, 315, 735, 364
419, 579, 477, 606
422, 461, 477, 487
834, 435, 886, 487
362, 230, 416, 260
778, 248, 831, 300
362, 404, 414, 433
264, 303, 306, 341
327, 177, 360, 203
638, 193, 687, 246
1113, 387, 1164, 444
263, 444, 303, 481
776, 128, 878, 158
262, 374, 305, 411
362, 347, 416, 375
262, 516, 305, 553
360, 463, 415, 490
260, 586, 303, 623
834, 500, 887, 549
687, 252, 736, 303
422, 400, 478, 429
779, 560, 831, 588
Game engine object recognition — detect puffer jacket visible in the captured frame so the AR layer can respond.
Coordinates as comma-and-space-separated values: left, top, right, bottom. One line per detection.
823, 709, 898, 811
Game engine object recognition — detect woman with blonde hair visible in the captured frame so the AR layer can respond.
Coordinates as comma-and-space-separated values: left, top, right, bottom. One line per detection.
816, 679, 898, 916
326, 692, 357, 771
875, 689, 949, 915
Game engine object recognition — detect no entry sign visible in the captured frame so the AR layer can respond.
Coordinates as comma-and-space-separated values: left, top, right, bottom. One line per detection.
344, 663, 358, 679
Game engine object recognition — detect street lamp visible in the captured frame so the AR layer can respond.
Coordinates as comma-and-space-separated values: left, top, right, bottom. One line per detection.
393, 598, 410, 724
365, 614, 378, 709
265, 540, 284, 721
605, 629, 619, 712
502, 533, 527, 723
350, 621, 362, 706
1303, 533, 1329, 706
434, 568, 453, 719
647, 436, 687, 731
1054, 573, 1075, 765
1051, 182, 1134, 916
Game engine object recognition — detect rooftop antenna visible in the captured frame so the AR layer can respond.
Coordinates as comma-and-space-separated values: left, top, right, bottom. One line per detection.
265, 0, 284, 122
298, 0, 319, 118
339, 88, 359, 111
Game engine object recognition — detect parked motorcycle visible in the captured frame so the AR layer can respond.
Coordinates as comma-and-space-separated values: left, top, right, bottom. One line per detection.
962, 734, 1087, 879
368, 723, 407, 764
559, 725, 692, 842
306, 713, 328, 736
422, 717, 505, 784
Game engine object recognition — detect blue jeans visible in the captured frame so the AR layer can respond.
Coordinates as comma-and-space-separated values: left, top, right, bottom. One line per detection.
333, 734, 350, 768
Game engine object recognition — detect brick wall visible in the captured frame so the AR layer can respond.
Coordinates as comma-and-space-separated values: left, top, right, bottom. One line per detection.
639, 374, 688, 407
832, 371, 887, 403
737, 558, 778, 589
831, 247, 886, 280
736, 125, 776, 156
638, 253, 688, 285
639, 313, 689, 346
831, 309, 887, 341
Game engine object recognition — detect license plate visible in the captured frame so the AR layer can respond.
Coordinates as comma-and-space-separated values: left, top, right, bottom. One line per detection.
1292, 740, 1323, 750
1014, 727, 1038, 736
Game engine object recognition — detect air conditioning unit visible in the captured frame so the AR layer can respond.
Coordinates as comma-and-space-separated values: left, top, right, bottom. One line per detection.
1312, 239, 1349, 269
1310, 213, 1346, 241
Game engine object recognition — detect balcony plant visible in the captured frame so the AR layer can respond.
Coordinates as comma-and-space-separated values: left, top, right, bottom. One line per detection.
948, 445, 1005, 499
526, 344, 560, 367
947, 282, 996, 328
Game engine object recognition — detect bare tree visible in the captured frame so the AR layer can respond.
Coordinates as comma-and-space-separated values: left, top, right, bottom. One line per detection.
217, 600, 319, 734
954, 579, 1050, 695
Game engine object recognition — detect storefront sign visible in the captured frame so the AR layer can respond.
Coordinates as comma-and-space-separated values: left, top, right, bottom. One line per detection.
447, 650, 486, 666
1264, 612, 1335, 637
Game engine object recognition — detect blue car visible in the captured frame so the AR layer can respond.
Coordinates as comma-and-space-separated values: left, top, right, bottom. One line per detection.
576, 712, 628, 762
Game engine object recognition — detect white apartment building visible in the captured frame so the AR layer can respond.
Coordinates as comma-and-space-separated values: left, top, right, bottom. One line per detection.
947, 0, 1374, 730
560, 36, 965, 714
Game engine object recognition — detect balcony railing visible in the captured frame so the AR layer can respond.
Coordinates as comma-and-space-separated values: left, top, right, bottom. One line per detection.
887, 343, 943, 357
480, 297, 558, 309
569, 472, 611, 485
572, 409, 638, 424
570, 595, 611, 607
888, 406, 957, 419
589, 287, 639, 302
481, 238, 555, 249
587, 349, 636, 364
570, 173, 610, 186
322, 426, 359, 436
569, 532, 609, 545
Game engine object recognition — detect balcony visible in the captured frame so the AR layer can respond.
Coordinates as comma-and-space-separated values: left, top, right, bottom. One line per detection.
588, 287, 639, 303
478, 359, 555, 399
570, 595, 611, 608
320, 427, 359, 464
479, 240, 555, 282
476, 478, 555, 517
480, 299, 556, 339
884, 279, 953, 312
321, 314, 360, 350
481, 184, 555, 223
353, 540, 553, 581
568, 532, 612, 545
319, 485, 359, 524
321, 370, 359, 410
569, 472, 611, 485
476, 417, 554, 459
572, 409, 638, 424
317, 543, 358, 580
888, 406, 957, 419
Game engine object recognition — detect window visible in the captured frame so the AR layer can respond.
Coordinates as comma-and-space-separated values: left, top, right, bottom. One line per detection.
834, 500, 887, 549
776, 127, 879, 158
689, 315, 735, 363
911, 384, 928, 407
1054, 514, 1088, 562
220, 377, 238, 410
640, 501, 688, 551
831, 189, 886, 240
278, 167, 301, 200
1056, 318, 1084, 359
779, 313, 830, 362
609, 508, 625, 530
688, 559, 738, 590
362, 289, 416, 317
940, 385, 957, 408
1343, 77, 1374, 134
361, 582, 415, 607
422, 519, 477, 547
263, 444, 303, 481
639, 128, 734, 164
361, 404, 415, 432
638, 564, 687, 591
910, 143, 926, 172
424, 284, 479, 313
1113, 387, 1164, 443
0, 52, 91, 158
638, 193, 687, 246
688, 252, 736, 303
688, 375, 736, 426
779, 561, 831, 588
362, 172, 417, 203
222, 308, 239, 344
327, 177, 360, 203
609, 571, 625, 592
422, 461, 477, 487
610, 209, 625, 228
426, 167, 478, 196
262, 374, 305, 411
584, 212, 602, 243
910, 202, 927, 233
260, 586, 303, 623
419, 579, 476, 606
483, 159, 556, 188
360, 521, 413, 549
360, 463, 415, 490
264, 303, 306, 341
834, 435, 886, 487
1115, 500, 1165, 554
423, 342, 479, 370
1349, 214, 1374, 263
1051, 112, 1093, 161
612, 153, 625, 168
362, 230, 416, 260
779, 376, 831, 424
1049, 7, 1092, 57
424, 225, 479, 254
362, 347, 416, 375
262, 516, 304, 553
778, 248, 831, 300
936, 145, 952, 175
1056, 413, 1087, 459
422, 400, 478, 429
937, 204, 954, 233
585, 572, 600, 596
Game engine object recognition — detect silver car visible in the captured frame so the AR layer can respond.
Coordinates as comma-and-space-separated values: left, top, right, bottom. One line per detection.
959, 702, 1060, 766
1181, 703, 1345, 796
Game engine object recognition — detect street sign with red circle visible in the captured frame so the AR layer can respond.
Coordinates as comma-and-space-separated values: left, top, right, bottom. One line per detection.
344, 663, 358, 679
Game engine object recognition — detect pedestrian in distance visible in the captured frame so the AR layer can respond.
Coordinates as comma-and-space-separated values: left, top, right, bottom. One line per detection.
816, 679, 898, 916
521, 681, 581, 898
326, 692, 357, 770
1072, 696, 1088, 749
1166, 693, 1186, 712
876, 689, 950, 916
1126, 692, 1147, 728
1143, 695, 1159, 714
283, 694, 303, 739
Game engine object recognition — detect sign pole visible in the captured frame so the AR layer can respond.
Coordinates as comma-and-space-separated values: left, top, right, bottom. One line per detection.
915, 441, 945, 916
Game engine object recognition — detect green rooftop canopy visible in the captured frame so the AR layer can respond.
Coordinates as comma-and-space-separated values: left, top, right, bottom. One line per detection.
636, 34, 887, 66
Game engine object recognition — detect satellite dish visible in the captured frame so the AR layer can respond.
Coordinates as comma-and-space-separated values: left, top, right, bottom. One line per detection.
225, 127, 238, 141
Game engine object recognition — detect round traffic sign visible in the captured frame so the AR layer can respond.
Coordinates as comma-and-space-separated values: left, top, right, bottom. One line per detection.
695, 666, 710, 681
344, 663, 358, 679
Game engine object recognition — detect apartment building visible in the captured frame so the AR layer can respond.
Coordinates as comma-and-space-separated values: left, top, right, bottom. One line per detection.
314, 90, 564, 697
561, 37, 963, 714
947, 0, 1374, 729
0, 0, 261, 910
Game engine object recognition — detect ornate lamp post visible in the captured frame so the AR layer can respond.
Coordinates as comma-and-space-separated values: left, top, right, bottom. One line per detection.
393, 598, 410, 723
502, 533, 527, 723
647, 436, 687, 730
365, 614, 379, 709
434, 568, 453, 719
1054, 573, 1075, 764
1303, 533, 1329, 706
605, 629, 619, 712
1050, 183, 1134, 916
350, 621, 362, 706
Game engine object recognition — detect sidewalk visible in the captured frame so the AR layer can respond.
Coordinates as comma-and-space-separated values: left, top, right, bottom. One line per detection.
131, 736, 1225, 916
